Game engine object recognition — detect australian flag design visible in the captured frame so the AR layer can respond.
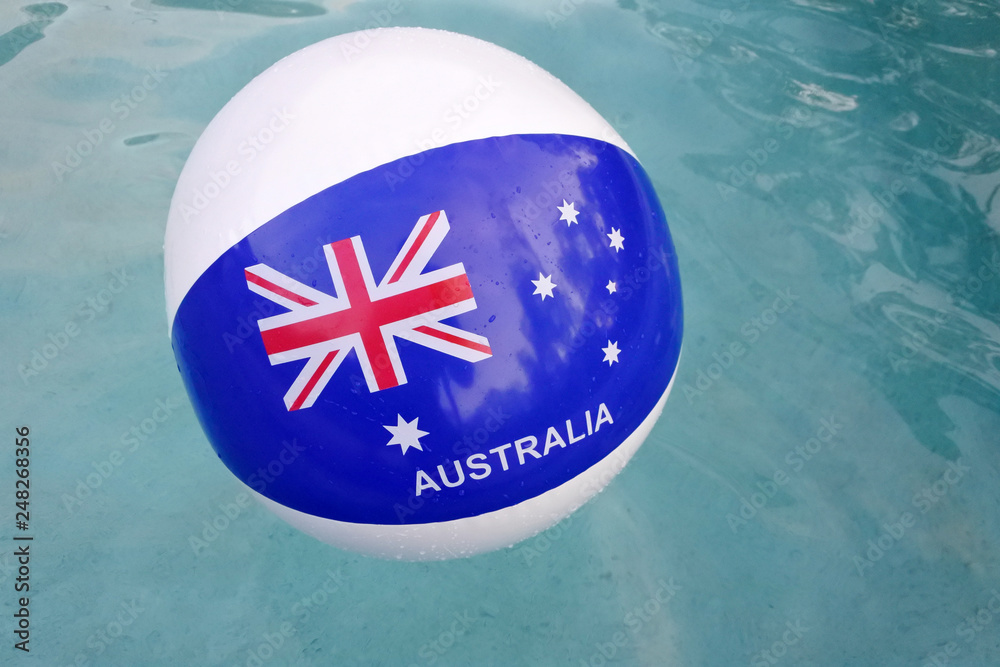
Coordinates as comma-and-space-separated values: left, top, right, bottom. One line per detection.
245, 209, 493, 410
171, 133, 683, 526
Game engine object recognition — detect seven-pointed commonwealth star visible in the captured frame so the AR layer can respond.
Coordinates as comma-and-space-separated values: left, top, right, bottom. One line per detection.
607, 228, 625, 252
384, 414, 428, 455
602, 340, 621, 365
558, 200, 580, 226
532, 273, 557, 300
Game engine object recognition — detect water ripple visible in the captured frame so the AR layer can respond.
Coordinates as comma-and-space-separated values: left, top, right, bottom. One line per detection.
0, 3, 67, 68
149, 0, 325, 17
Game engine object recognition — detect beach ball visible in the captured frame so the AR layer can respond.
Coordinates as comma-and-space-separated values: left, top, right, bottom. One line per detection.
165, 28, 682, 560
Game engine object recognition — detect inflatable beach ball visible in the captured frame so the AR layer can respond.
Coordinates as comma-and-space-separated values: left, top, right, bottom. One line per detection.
165, 28, 682, 560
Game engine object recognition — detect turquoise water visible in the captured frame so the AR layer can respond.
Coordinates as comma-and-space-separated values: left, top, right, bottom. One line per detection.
2, 0, 999, 665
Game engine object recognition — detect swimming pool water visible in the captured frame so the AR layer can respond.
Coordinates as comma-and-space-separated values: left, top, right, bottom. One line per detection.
1, 0, 998, 665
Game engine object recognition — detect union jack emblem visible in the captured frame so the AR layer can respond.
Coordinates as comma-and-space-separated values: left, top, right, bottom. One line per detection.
244, 210, 493, 411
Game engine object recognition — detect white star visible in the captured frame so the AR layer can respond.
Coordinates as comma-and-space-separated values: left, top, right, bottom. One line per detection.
384, 414, 428, 455
532, 273, 557, 300
557, 200, 580, 226
607, 228, 625, 252
602, 340, 621, 365
606, 280, 617, 294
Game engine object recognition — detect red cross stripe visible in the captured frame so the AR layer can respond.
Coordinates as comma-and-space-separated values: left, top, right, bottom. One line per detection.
245, 210, 493, 411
